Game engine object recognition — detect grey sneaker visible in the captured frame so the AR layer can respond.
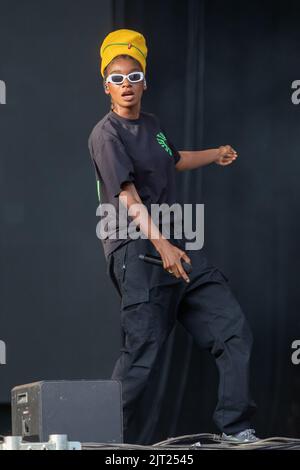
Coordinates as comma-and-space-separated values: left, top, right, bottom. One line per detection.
222, 428, 259, 443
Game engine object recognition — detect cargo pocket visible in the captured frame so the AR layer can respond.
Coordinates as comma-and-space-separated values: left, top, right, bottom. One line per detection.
121, 287, 150, 309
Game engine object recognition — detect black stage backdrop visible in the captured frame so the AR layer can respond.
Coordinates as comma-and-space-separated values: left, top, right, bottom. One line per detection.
0, 0, 299, 443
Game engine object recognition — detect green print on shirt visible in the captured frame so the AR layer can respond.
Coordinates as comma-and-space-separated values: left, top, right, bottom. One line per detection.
156, 132, 173, 156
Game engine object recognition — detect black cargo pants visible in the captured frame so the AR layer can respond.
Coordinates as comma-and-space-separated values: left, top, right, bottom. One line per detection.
106, 236, 257, 437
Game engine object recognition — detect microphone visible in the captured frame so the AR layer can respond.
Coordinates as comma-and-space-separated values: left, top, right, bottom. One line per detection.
139, 253, 192, 274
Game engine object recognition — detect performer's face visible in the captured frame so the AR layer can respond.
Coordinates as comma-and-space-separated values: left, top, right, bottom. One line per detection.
104, 57, 146, 110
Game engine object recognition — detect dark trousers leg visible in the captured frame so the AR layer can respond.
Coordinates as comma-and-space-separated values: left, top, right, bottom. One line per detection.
177, 268, 257, 434
111, 284, 179, 436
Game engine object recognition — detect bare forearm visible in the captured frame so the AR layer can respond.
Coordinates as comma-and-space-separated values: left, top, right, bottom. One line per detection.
119, 183, 168, 251
176, 145, 238, 170
176, 149, 220, 170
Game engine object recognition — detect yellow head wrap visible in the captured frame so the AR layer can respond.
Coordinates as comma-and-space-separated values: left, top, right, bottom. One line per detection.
100, 29, 148, 78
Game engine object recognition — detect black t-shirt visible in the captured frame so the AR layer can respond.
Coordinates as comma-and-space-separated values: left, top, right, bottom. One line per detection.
88, 109, 181, 259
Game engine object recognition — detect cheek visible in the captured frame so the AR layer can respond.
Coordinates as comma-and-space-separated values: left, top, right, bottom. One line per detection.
136, 84, 144, 95
109, 86, 119, 99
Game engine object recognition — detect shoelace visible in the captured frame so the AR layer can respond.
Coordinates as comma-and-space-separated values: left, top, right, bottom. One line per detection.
238, 428, 256, 439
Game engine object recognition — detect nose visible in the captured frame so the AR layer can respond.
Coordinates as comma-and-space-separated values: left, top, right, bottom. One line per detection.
122, 77, 131, 86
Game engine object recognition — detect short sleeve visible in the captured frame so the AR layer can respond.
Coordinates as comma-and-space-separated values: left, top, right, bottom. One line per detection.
89, 135, 135, 198
160, 125, 181, 165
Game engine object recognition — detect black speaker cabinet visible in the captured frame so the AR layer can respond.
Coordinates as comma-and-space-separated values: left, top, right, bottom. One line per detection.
11, 380, 123, 443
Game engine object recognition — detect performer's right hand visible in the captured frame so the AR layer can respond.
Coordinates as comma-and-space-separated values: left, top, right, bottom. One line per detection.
156, 239, 191, 283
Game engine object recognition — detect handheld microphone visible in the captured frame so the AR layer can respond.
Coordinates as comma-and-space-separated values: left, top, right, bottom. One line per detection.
139, 253, 192, 274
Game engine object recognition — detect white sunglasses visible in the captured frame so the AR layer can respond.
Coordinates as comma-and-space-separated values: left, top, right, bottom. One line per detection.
106, 71, 144, 85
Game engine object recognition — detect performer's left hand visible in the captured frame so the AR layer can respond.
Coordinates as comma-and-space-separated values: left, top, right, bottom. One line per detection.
215, 145, 238, 166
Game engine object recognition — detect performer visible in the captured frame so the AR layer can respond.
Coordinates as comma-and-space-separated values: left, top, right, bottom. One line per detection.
88, 29, 258, 443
